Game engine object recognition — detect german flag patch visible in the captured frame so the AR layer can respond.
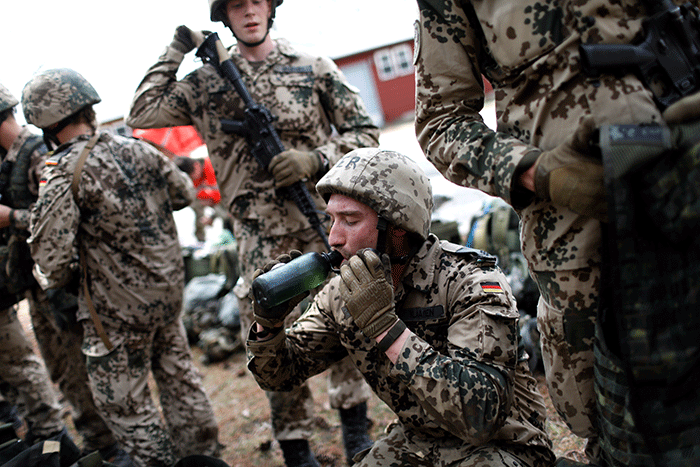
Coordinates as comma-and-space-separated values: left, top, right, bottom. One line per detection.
45, 159, 58, 166
39, 178, 47, 187
480, 282, 504, 294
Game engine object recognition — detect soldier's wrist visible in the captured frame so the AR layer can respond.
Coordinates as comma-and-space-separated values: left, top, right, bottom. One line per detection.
376, 319, 407, 353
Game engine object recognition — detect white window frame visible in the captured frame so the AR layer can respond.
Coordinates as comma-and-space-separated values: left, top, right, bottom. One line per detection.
374, 44, 414, 82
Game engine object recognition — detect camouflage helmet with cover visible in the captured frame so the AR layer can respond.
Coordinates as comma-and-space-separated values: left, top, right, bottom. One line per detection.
317, 148, 433, 239
209, 0, 283, 23
21, 68, 101, 129
0, 83, 19, 114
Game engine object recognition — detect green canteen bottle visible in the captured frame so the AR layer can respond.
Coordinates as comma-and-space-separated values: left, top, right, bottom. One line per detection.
252, 250, 344, 310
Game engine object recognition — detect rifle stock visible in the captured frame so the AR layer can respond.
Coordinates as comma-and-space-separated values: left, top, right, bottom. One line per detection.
196, 33, 331, 250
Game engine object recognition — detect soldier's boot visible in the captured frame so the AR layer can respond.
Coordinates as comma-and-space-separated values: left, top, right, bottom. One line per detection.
278, 439, 320, 467
339, 402, 373, 465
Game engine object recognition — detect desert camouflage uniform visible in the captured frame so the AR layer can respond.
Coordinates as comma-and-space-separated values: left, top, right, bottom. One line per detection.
414, 1, 699, 465
28, 131, 219, 467
248, 234, 555, 467
0, 307, 64, 439
127, 38, 379, 439
3, 126, 119, 453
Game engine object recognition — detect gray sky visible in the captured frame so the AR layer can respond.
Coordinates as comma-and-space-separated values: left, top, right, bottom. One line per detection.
2, 0, 417, 125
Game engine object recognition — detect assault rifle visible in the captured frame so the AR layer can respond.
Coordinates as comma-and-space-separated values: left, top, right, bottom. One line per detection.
579, 0, 700, 110
195, 32, 331, 250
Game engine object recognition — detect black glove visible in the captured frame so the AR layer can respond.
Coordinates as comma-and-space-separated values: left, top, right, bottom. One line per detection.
252, 250, 308, 329
171, 25, 211, 54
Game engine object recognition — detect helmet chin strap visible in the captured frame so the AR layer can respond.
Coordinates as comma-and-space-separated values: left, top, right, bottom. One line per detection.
42, 119, 72, 151
42, 114, 97, 151
376, 218, 416, 265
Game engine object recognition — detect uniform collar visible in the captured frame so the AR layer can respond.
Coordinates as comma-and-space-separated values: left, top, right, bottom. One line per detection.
230, 38, 299, 65
54, 132, 99, 153
397, 234, 440, 294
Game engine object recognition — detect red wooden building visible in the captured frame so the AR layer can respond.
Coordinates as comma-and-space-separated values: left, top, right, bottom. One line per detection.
334, 38, 416, 127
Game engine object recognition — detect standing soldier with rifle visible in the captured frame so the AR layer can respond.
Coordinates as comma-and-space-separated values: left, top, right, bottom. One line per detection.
127, 1, 380, 466
414, 0, 700, 466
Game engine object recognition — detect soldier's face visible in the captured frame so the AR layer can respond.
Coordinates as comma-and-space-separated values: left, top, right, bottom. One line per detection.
226, 0, 272, 44
326, 194, 379, 260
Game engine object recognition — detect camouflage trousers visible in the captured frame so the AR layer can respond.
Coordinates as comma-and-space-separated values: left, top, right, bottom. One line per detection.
83, 317, 220, 467
532, 267, 599, 461
0, 305, 64, 438
25, 287, 118, 452
352, 422, 554, 467
234, 222, 372, 440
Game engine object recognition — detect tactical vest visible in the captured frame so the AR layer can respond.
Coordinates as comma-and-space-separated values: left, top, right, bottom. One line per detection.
598, 120, 700, 466
0, 135, 44, 210
0, 135, 45, 309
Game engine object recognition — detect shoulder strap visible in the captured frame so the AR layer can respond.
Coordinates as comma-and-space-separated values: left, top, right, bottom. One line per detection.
70, 134, 114, 351
71, 134, 100, 201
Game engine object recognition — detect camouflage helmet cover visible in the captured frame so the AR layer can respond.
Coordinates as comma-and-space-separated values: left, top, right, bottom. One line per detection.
21, 68, 101, 129
317, 148, 434, 238
0, 83, 19, 114
209, 0, 283, 22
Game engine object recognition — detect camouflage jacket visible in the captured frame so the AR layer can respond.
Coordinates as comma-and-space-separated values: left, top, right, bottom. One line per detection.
2, 128, 47, 229
127, 38, 380, 237
248, 235, 553, 453
28, 132, 195, 331
414, 0, 698, 272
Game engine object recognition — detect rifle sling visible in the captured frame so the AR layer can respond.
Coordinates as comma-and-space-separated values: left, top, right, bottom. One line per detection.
72, 135, 113, 351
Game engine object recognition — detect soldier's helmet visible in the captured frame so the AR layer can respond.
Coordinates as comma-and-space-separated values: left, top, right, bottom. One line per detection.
21, 68, 101, 129
317, 148, 434, 239
209, 0, 283, 23
0, 83, 19, 114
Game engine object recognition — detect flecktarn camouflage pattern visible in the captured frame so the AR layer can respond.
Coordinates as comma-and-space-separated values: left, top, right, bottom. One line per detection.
0, 309, 65, 440
248, 233, 554, 466
21, 69, 100, 129
0, 83, 19, 113
127, 29, 379, 446
28, 129, 220, 466
127, 39, 379, 237
316, 148, 433, 239
414, 0, 700, 465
